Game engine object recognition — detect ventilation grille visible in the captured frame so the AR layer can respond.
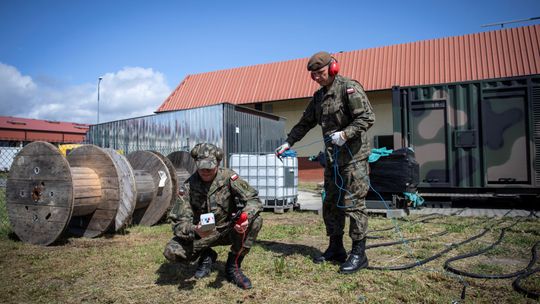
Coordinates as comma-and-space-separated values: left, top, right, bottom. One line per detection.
533, 87, 540, 185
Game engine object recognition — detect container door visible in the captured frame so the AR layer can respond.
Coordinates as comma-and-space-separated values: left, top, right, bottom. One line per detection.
481, 87, 530, 184
409, 99, 451, 187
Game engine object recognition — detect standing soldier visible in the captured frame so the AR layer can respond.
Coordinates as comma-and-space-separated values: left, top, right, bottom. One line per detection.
163, 143, 263, 289
275, 51, 375, 274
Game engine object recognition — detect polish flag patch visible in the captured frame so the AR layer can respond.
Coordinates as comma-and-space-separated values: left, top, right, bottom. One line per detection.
346, 88, 355, 94
231, 174, 239, 181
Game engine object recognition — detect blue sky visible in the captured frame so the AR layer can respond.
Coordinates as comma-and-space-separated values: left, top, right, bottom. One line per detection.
1, 0, 539, 124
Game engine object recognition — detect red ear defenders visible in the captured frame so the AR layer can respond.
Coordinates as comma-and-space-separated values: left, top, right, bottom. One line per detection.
328, 57, 339, 77
311, 57, 340, 81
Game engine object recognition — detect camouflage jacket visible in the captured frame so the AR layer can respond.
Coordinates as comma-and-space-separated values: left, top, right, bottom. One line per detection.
286, 75, 375, 166
168, 168, 263, 240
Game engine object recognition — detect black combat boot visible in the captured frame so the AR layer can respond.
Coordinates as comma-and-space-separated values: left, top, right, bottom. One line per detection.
339, 238, 368, 274
225, 251, 252, 289
194, 248, 218, 279
313, 235, 347, 264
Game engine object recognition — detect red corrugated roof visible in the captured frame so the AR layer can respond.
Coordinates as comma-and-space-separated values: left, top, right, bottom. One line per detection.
0, 116, 90, 133
157, 25, 540, 112
0, 116, 89, 143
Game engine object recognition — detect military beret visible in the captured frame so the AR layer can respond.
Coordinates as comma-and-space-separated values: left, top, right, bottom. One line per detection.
190, 143, 223, 169
307, 51, 332, 71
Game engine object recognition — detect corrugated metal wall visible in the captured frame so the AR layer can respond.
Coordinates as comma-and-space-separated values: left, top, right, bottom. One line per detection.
88, 104, 286, 166
88, 105, 224, 155
533, 85, 540, 185
223, 104, 286, 160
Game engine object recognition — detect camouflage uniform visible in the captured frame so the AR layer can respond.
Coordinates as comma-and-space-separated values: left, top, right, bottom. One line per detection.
286, 74, 375, 240
163, 167, 263, 263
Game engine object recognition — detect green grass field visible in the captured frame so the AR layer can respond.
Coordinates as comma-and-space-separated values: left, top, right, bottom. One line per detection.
0, 190, 539, 303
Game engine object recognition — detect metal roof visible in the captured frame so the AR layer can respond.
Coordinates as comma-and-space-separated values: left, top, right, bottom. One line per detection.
0, 116, 89, 143
157, 25, 540, 112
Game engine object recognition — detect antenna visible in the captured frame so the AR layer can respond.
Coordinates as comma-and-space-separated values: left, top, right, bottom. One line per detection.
481, 16, 540, 28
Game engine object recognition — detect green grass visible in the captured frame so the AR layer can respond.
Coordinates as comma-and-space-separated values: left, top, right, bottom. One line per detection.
519, 272, 540, 294
471, 263, 505, 274
443, 222, 469, 233
0, 200, 539, 303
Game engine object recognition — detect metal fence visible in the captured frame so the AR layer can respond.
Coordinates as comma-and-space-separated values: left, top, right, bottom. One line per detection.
0, 183, 10, 237
0, 147, 22, 175
0, 147, 18, 234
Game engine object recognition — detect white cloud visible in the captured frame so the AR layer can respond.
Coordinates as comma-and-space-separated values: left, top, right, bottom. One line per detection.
0, 63, 171, 124
0, 63, 37, 114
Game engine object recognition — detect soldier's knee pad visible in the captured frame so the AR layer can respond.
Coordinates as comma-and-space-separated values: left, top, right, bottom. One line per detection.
163, 247, 178, 262
249, 216, 263, 233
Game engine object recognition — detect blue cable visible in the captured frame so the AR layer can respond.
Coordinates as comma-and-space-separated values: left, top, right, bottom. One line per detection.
291, 138, 325, 150
338, 141, 467, 302
291, 137, 467, 300
296, 138, 467, 301
332, 146, 358, 209
332, 142, 418, 259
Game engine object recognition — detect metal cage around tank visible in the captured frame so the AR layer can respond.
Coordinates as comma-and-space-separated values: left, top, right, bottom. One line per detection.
229, 153, 298, 210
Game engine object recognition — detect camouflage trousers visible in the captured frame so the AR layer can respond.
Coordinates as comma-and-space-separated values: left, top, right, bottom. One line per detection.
163, 216, 263, 263
323, 159, 369, 241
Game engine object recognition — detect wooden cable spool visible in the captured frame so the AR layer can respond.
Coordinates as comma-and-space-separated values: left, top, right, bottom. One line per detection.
101, 149, 177, 230
66, 145, 122, 238
6, 142, 122, 245
6, 143, 179, 244
167, 151, 197, 187
127, 150, 175, 226
150, 151, 178, 199
102, 149, 137, 232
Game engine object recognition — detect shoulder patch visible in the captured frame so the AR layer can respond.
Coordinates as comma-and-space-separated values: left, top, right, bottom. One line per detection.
346, 88, 355, 94
231, 174, 239, 181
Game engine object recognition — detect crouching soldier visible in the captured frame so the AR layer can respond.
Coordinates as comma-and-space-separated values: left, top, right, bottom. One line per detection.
163, 143, 263, 289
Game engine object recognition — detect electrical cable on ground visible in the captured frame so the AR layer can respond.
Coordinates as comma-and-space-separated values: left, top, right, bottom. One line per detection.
366, 229, 449, 249
366, 227, 490, 271
512, 265, 540, 299
367, 209, 466, 237
443, 220, 534, 279
292, 139, 538, 301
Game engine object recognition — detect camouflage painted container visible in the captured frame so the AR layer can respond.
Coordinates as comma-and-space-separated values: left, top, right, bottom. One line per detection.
392, 75, 540, 198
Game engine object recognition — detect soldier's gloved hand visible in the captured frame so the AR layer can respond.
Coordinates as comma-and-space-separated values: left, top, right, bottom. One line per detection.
194, 223, 214, 239
330, 131, 347, 146
275, 142, 290, 156
234, 219, 249, 234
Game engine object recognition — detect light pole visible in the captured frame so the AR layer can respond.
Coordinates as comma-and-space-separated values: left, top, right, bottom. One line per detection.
97, 76, 103, 124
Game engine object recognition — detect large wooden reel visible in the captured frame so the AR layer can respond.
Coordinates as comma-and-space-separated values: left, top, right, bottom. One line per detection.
103, 149, 137, 232
127, 150, 174, 226
167, 151, 196, 187
6, 142, 124, 244
150, 151, 178, 203
65, 144, 121, 238
6, 142, 74, 245
6, 142, 180, 245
